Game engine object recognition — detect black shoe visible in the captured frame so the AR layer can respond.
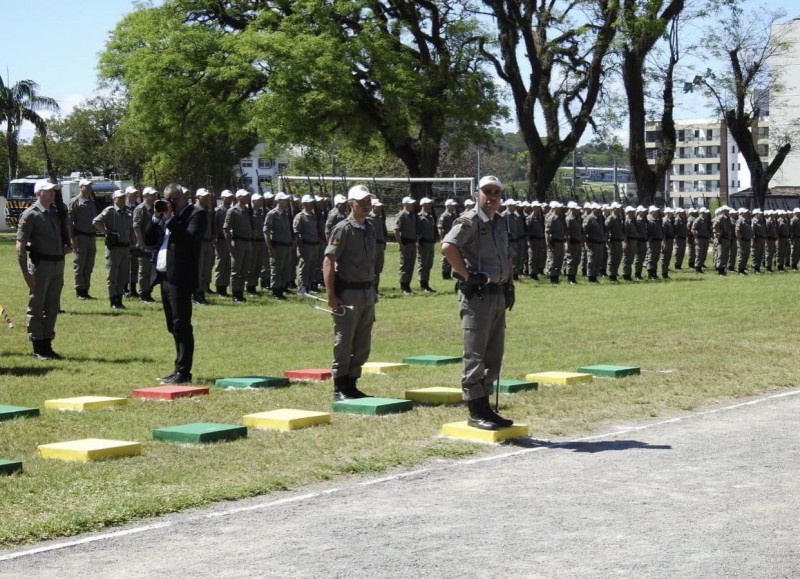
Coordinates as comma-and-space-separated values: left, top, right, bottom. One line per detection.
123, 290, 131, 298
159, 372, 179, 382
76, 289, 89, 300
549, 276, 559, 284
421, 284, 437, 293
675, 266, 682, 270
128, 290, 140, 299
622, 275, 632, 281
232, 291, 247, 303
246, 286, 258, 295
161, 373, 192, 384
467, 397, 512, 430
272, 290, 287, 301
609, 276, 618, 282
31, 340, 53, 361
588, 276, 599, 283
140, 292, 156, 303
216, 286, 229, 297
43, 340, 63, 360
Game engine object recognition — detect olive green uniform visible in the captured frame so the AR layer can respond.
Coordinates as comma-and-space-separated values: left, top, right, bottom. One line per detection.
417, 209, 437, 287
505, 210, 526, 278
545, 212, 566, 280
752, 217, 766, 271
777, 217, 791, 270
583, 213, 604, 279
765, 217, 777, 271
265, 207, 295, 293
605, 213, 623, 280
93, 205, 132, 300
17, 201, 65, 342
791, 215, 800, 269
565, 214, 583, 278
686, 214, 697, 269
132, 202, 156, 295
248, 209, 268, 291
442, 208, 513, 401
728, 214, 738, 271
526, 211, 546, 278
622, 215, 638, 279
213, 206, 231, 291
674, 214, 689, 269
438, 209, 457, 278
645, 215, 663, 277
692, 215, 710, 272
634, 216, 648, 278
67, 195, 97, 295
712, 214, 732, 271
325, 216, 377, 381
395, 209, 417, 286
224, 206, 253, 294
197, 206, 215, 294
736, 216, 752, 273
294, 209, 320, 292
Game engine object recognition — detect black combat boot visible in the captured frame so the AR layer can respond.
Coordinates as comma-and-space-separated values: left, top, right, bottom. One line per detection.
421, 282, 437, 293
345, 376, 369, 399
568, 274, 577, 285
549, 275, 559, 284
128, 284, 140, 298
739, 269, 748, 276
43, 340, 63, 360
333, 376, 353, 402
216, 285, 228, 297
467, 397, 512, 431
140, 291, 155, 303
272, 288, 287, 300
246, 286, 258, 295
588, 276, 599, 283
31, 340, 50, 361
232, 291, 247, 303
401, 283, 413, 295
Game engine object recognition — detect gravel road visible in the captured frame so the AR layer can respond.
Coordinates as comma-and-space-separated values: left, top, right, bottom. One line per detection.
2, 388, 799, 579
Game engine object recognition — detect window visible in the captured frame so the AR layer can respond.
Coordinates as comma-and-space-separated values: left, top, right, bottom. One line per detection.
732, 162, 735, 171
731, 145, 736, 153
258, 158, 273, 169
240, 158, 253, 168
707, 129, 713, 140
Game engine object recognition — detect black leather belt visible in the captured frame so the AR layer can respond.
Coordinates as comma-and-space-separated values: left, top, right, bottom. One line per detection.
336, 279, 373, 290
610, 238, 623, 242
233, 235, 252, 241
33, 253, 64, 262
300, 240, 319, 245
112, 242, 131, 248
457, 281, 508, 295
376, 240, 386, 245
530, 236, 545, 240
76, 231, 95, 236
271, 240, 293, 247
419, 238, 435, 244
400, 236, 416, 244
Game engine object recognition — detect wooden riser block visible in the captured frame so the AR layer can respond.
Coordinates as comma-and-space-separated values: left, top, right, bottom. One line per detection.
215, 376, 291, 389
132, 386, 209, 401
525, 372, 594, 386
402, 355, 461, 366
283, 369, 332, 381
442, 421, 529, 443
0, 404, 40, 421
405, 387, 462, 405
44, 396, 127, 412
494, 380, 539, 394
153, 423, 247, 444
361, 362, 410, 374
38, 439, 141, 462
577, 365, 641, 378
244, 409, 331, 431
0, 460, 23, 475
332, 397, 413, 416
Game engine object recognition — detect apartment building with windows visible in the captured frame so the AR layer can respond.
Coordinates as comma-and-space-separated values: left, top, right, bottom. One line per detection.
237, 142, 291, 193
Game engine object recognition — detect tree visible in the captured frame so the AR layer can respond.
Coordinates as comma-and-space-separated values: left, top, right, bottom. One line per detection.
101, 0, 503, 198
0, 74, 60, 181
620, 0, 685, 205
689, 3, 792, 209
480, 0, 620, 200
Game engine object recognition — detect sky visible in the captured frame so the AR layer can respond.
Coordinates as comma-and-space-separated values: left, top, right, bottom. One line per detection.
2, 0, 799, 142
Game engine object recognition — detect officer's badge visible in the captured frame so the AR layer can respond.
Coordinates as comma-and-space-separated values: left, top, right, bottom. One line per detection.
330, 239, 341, 246
479, 226, 488, 235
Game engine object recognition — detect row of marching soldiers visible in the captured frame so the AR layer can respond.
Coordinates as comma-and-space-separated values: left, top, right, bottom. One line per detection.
496, 201, 800, 284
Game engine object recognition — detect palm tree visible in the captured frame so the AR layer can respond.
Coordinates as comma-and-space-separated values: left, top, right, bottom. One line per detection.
0, 74, 60, 181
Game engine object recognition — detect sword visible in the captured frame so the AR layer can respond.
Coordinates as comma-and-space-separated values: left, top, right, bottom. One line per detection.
297, 291, 353, 316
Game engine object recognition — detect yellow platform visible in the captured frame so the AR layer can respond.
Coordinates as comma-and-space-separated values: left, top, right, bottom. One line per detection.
44, 396, 128, 412
243, 409, 331, 431
441, 421, 529, 443
37, 439, 142, 462
405, 387, 462, 404
524, 372, 593, 386
361, 362, 410, 374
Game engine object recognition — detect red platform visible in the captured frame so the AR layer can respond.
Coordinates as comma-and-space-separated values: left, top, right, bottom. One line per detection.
132, 385, 210, 401
283, 368, 332, 381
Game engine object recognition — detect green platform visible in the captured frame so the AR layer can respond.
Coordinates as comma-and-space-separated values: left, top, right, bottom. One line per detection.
0, 460, 23, 475
214, 376, 291, 389
153, 423, 247, 444
402, 355, 461, 366
0, 405, 40, 421
494, 380, 539, 394
577, 365, 641, 378
332, 397, 413, 416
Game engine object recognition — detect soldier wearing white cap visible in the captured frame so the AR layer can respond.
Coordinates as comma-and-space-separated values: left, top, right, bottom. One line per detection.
776, 209, 791, 271
751, 208, 766, 272
673, 207, 689, 270
660, 208, 675, 279
325, 194, 348, 239
224, 189, 253, 302
247, 192, 269, 294
790, 207, 800, 269
545, 201, 566, 283
16, 179, 68, 359
605, 203, 623, 282
711, 206, 731, 276
564, 202, 583, 284
633, 206, 648, 279
727, 207, 739, 272
504, 199, 525, 280
394, 196, 418, 294
264, 192, 295, 299
582, 203, 604, 283
644, 206, 663, 280
67, 178, 98, 300
685, 207, 699, 270
765, 209, 778, 271
622, 206, 638, 281
293, 193, 321, 293
123, 186, 141, 298
734, 207, 752, 275
691, 207, 711, 273
438, 199, 459, 280
214, 190, 234, 296
193, 188, 215, 304
526, 201, 546, 280
93, 189, 133, 309
368, 198, 388, 288
441, 175, 516, 430
132, 186, 158, 303
416, 196, 437, 292
324, 185, 376, 401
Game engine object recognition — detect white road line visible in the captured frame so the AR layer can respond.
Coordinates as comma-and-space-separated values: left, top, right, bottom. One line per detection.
2, 387, 798, 562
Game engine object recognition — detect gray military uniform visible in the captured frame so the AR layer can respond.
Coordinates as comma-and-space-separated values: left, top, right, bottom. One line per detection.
712, 214, 732, 271
752, 217, 766, 271
325, 216, 377, 381
736, 216, 752, 273
634, 216, 648, 277
395, 209, 417, 287
67, 195, 97, 295
790, 215, 800, 269
93, 205, 132, 300
442, 207, 513, 401
583, 213, 605, 279
438, 209, 457, 278
565, 214, 583, 277
132, 202, 155, 295
674, 214, 689, 269
17, 201, 65, 342
622, 215, 638, 279
265, 207, 295, 293
526, 211, 546, 278
213, 205, 231, 290
198, 206, 215, 294
692, 214, 711, 272
645, 215, 663, 276
225, 206, 254, 294
545, 212, 566, 280
294, 210, 320, 292
417, 210, 437, 286
248, 209, 268, 291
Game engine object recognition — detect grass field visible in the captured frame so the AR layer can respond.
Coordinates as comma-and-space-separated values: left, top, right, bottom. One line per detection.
0, 231, 798, 546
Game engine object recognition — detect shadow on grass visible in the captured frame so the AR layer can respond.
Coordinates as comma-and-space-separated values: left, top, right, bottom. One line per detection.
0, 366, 53, 377
511, 438, 672, 452
64, 355, 157, 364
61, 310, 144, 317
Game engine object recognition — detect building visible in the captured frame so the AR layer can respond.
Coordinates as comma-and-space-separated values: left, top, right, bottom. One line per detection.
766, 18, 800, 188
237, 143, 291, 193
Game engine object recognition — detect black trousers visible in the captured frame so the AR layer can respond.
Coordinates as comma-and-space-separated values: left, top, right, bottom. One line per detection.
161, 279, 194, 376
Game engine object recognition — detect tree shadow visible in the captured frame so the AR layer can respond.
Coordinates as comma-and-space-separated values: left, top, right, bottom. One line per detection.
64, 355, 157, 364
0, 366, 53, 377
511, 438, 672, 453
61, 311, 144, 317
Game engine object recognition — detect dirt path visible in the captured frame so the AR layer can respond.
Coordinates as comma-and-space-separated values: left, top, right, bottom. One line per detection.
3, 389, 799, 578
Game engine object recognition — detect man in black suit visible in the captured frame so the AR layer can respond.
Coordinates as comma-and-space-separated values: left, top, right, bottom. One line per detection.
146, 183, 208, 384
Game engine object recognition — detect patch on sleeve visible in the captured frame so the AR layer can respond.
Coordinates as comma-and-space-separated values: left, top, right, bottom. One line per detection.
330, 238, 341, 246
454, 216, 472, 227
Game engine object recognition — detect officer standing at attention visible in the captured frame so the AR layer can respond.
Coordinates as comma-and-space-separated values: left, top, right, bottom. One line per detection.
634, 206, 648, 280
93, 190, 133, 309
214, 190, 234, 297
67, 178, 97, 300
685, 207, 698, 270
765, 210, 778, 272
224, 189, 254, 302
417, 196, 437, 293
442, 175, 515, 431
395, 196, 418, 295
526, 201, 546, 280
622, 206, 638, 281
247, 193, 268, 295
17, 179, 69, 360
564, 201, 583, 284
645, 205, 663, 280
132, 186, 158, 303
751, 208, 766, 273
438, 199, 459, 280
294, 194, 321, 294
324, 185, 377, 401
777, 209, 791, 271
790, 207, 800, 270
735, 207, 752, 275
545, 201, 566, 284
661, 207, 675, 279
605, 202, 623, 282
673, 207, 689, 270
712, 206, 731, 276
368, 198, 388, 289
691, 207, 711, 273
124, 186, 141, 298
583, 203, 605, 283
194, 188, 215, 304
264, 192, 295, 300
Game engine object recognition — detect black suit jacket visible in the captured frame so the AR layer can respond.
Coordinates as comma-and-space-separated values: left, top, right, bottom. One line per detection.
146, 203, 208, 293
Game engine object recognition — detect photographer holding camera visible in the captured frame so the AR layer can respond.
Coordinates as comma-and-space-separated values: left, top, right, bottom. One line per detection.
146, 184, 208, 384
93, 190, 133, 310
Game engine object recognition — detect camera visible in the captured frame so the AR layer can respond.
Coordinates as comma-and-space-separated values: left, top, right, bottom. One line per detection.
154, 199, 170, 213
